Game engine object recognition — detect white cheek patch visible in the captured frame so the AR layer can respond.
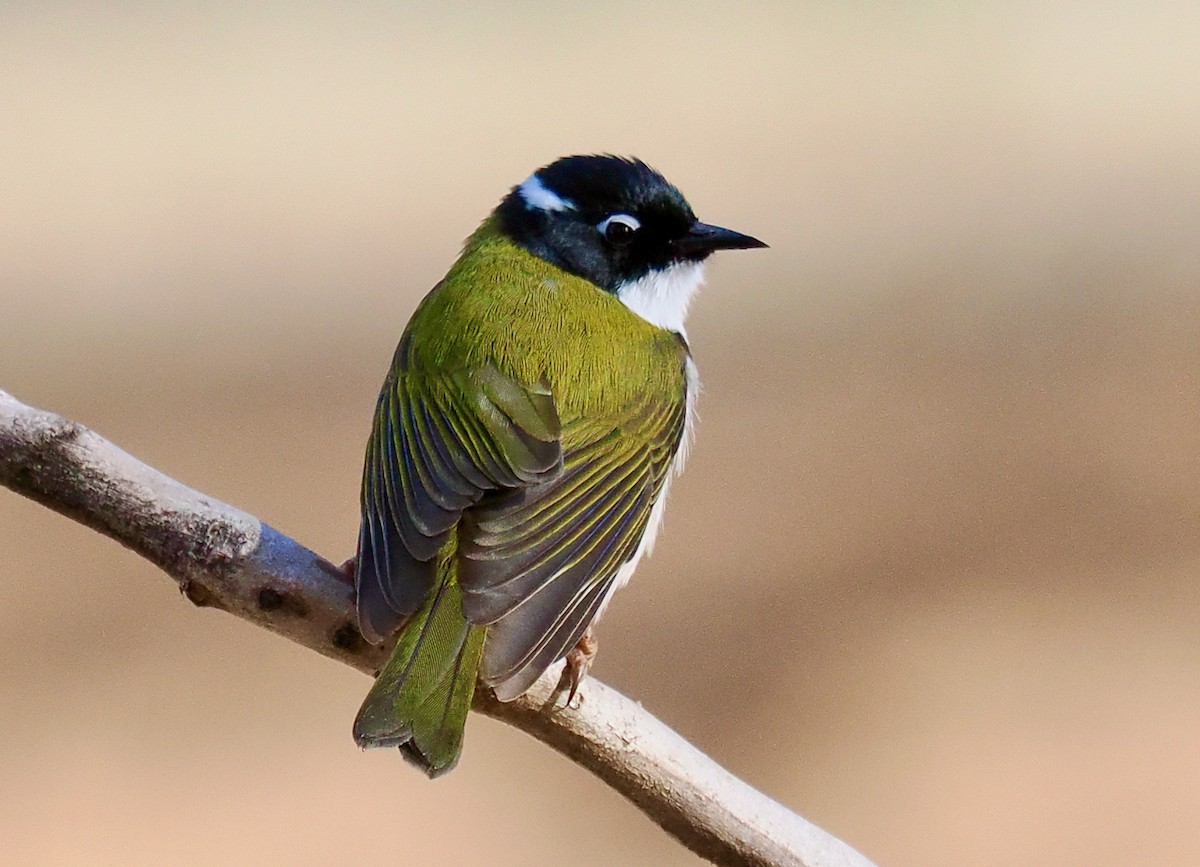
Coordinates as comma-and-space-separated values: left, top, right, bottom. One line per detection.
614, 261, 706, 334
518, 173, 576, 213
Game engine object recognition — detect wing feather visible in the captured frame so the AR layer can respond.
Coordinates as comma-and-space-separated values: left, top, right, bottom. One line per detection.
356, 334, 687, 701
355, 360, 562, 643
459, 398, 685, 698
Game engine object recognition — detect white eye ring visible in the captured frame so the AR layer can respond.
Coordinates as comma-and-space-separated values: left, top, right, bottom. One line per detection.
597, 213, 641, 240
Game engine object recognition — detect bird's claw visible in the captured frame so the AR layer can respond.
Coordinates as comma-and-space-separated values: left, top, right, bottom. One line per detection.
561, 628, 598, 708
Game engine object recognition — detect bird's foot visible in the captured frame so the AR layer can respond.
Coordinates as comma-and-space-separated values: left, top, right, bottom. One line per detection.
335, 557, 356, 586
562, 628, 598, 708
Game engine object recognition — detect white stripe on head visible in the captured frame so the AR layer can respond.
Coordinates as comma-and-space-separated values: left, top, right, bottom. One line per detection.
615, 261, 705, 335
518, 173, 576, 212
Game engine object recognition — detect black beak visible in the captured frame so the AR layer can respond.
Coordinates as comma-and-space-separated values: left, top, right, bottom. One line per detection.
672, 221, 768, 258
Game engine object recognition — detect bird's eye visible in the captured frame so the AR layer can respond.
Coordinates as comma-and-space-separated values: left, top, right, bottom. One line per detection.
598, 213, 640, 245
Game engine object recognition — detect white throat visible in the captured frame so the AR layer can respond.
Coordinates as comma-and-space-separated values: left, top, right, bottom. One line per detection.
615, 261, 705, 335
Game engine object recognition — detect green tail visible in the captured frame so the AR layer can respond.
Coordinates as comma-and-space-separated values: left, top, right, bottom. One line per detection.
353, 574, 486, 778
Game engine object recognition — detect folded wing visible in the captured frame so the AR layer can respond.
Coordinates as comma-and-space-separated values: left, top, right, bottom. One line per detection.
356, 353, 561, 643
459, 399, 686, 699
357, 339, 687, 700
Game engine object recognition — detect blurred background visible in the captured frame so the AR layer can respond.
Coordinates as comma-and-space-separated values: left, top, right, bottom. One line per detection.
3, 2, 1200, 864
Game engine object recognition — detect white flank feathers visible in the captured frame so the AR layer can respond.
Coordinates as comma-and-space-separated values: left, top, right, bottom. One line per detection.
593, 356, 700, 621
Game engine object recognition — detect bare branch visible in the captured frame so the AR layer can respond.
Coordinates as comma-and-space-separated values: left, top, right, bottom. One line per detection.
0, 389, 875, 867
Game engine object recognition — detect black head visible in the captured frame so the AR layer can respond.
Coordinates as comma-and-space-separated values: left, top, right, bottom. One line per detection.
495, 155, 765, 292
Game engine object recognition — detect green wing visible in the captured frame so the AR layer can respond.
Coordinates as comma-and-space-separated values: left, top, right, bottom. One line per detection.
354, 354, 563, 774
356, 352, 561, 643
459, 397, 686, 700
357, 341, 687, 702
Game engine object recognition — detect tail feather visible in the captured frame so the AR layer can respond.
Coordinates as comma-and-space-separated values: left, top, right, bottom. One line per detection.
354, 575, 485, 778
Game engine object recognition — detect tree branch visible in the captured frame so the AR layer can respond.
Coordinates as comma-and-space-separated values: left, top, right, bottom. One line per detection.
0, 389, 875, 867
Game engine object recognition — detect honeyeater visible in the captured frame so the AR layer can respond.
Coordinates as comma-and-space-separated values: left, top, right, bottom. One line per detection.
352, 155, 765, 775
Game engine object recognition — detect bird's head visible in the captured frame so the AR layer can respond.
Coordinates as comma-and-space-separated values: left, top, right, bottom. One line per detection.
496, 155, 765, 333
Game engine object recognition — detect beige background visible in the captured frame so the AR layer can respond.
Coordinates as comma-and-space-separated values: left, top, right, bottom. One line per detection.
4, 3, 1200, 865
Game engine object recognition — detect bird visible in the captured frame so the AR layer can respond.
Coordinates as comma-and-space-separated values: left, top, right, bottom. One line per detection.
352, 154, 765, 776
